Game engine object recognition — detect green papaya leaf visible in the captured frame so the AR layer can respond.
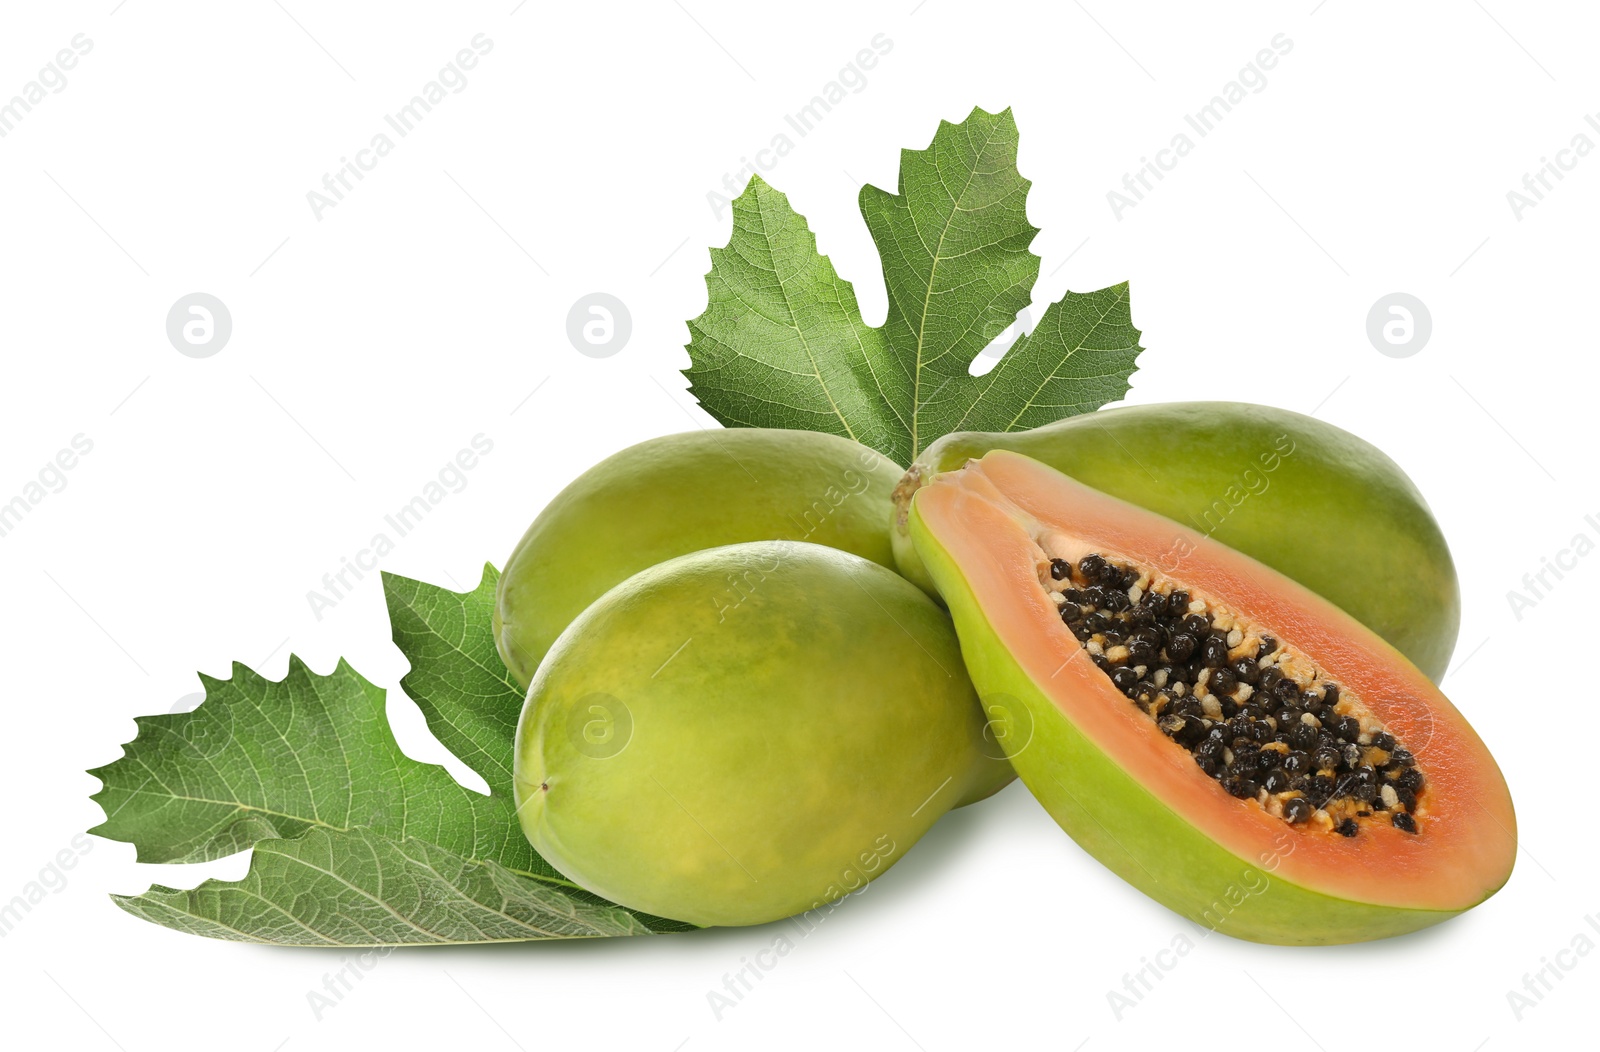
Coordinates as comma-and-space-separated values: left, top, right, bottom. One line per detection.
90, 570, 695, 943
88, 655, 538, 872
383, 564, 523, 795
684, 106, 1144, 464
112, 827, 680, 945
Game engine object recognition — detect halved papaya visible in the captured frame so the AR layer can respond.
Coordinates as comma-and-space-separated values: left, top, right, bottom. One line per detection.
911, 450, 1515, 944
891, 402, 1461, 681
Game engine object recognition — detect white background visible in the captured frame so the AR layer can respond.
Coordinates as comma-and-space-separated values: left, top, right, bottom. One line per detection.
2, 1, 1594, 1049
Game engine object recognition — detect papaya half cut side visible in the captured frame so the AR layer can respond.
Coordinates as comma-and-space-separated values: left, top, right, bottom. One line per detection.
910, 450, 1515, 945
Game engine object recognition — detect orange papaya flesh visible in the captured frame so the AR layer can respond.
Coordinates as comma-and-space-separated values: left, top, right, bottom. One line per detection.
910, 450, 1515, 944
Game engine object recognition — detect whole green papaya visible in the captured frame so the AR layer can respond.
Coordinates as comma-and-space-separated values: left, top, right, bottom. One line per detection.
513, 541, 1011, 927
891, 402, 1459, 680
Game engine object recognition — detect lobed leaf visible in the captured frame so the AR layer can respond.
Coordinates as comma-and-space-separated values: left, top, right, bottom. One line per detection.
383, 564, 525, 798
684, 106, 1144, 464
683, 176, 897, 454
112, 827, 690, 945
88, 656, 535, 871
91, 571, 695, 942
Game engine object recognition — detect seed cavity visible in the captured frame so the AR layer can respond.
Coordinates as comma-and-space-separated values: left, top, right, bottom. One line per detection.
1042, 553, 1425, 837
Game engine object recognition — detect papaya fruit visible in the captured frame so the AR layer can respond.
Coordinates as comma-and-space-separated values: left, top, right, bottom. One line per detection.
910, 450, 1514, 944
512, 541, 1012, 928
892, 402, 1460, 681
495, 429, 902, 687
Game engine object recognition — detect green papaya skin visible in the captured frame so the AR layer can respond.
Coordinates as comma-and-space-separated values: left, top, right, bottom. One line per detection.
892, 402, 1460, 680
496, 429, 904, 688
512, 541, 1012, 928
